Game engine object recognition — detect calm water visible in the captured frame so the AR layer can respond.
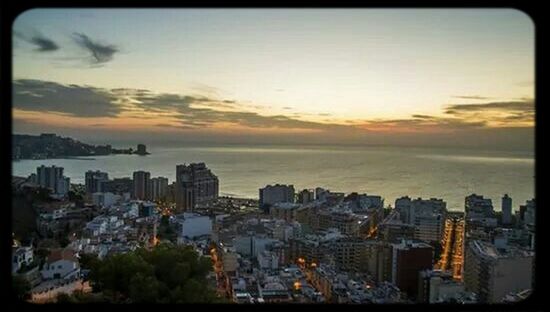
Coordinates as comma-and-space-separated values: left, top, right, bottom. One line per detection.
12, 144, 535, 211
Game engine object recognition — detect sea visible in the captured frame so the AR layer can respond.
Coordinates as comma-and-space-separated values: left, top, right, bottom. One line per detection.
12, 144, 535, 212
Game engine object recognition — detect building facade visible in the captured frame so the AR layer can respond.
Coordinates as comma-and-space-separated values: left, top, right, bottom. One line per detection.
175, 163, 219, 212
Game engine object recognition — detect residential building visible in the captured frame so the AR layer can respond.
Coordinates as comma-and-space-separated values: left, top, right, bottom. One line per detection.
259, 184, 295, 209
465, 194, 494, 219
175, 163, 219, 212
501, 194, 512, 225
85, 170, 109, 194
464, 240, 534, 303
391, 239, 434, 299
177, 213, 212, 240
36, 165, 70, 196
297, 189, 315, 204
133, 170, 151, 200
41, 249, 80, 281
150, 177, 169, 201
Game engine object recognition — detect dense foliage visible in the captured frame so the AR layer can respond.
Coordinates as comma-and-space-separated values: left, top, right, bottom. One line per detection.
77, 243, 225, 303
12, 275, 31, 302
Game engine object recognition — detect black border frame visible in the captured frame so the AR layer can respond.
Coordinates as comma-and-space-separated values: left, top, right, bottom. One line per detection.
2, 2, 545, 312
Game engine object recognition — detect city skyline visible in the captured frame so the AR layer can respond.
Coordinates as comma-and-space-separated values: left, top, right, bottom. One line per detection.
13, 9, 534, 149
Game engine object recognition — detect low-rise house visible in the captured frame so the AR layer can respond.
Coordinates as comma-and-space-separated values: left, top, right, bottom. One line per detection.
41, 249, 80, 281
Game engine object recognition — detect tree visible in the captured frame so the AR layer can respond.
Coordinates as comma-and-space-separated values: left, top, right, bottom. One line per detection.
86, 243, 224, 303
12, 275, 31, 302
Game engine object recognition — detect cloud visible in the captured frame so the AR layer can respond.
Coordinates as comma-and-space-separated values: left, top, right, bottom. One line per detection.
72, 33, 118, 64
283, 107, 293, 110
13, 79, 119, 117
452, 95, 492, 100
13, 31, 59, 52
445, 100, 534, 114
12, 78, 535, 149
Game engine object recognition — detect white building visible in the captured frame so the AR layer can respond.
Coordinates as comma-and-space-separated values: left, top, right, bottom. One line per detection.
41, 249, 80, 281
464, 240, 534, 303
92, 192, 121, 208
85, 217, 108, 236
12, 246, 34, 273
178, 213, 212, 240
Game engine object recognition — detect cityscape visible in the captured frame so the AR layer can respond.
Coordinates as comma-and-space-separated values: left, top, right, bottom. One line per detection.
12, 141, 535, 303
11, 9, 534, 304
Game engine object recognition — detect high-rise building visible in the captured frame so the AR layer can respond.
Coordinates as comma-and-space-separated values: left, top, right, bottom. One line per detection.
464, 240, 534, 303
465, 194, 494, 219
297, 189, 315, 204
391, 239, 434, 300
501, 194, 512, 225
151, 177, 169, 201
259, 184, 295, 209
36, 165, 70, 196
521, 199, 535, 227
133, 171, 151, 200
175, 163, 219, 212
85, 170, 109, 194
395, 197, 447, 243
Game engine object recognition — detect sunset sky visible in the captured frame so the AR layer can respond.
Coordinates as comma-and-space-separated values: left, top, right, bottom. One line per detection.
12, 9, 534, 149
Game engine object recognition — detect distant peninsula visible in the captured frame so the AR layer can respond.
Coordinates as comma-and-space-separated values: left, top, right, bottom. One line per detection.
12, 133, 150, 160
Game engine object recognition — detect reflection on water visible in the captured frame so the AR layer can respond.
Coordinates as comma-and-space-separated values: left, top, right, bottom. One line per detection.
12, 145, 534, 211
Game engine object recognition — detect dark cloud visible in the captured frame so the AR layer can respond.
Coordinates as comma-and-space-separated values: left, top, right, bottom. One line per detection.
452, 95, 492, 100
445, 100, 534, 114
318, 113, 332, 117
72, 33, 118, 64
283, 107, 293, 110
13, 31, 59, 52
30, 36, 59, 52
13, 79, 119, 117
411, 114, 436, 120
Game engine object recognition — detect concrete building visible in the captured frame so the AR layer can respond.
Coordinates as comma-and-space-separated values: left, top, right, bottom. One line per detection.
414, 213, 445, 243
269, 202, 301, 222
395, 196, 446, 225
85, 170, 109, 194
465, 194, 494, 219
522, 199, 535, 227
378, 221, 416, 242
297, 189, 315, 204
12, 246, 34, 274
464, 240, 534, 303
36, 165, 70, 196
91, 192, 120, 208
391, 240, 434, 300
259, 184, 295, 209
177, 213, 212, 240
418, 270, 470, 303
150, 177, 169, 201
133, 171, 151, 200
41, 249, 80, 281
175, 163, 219, 212
501, 194, 512, 225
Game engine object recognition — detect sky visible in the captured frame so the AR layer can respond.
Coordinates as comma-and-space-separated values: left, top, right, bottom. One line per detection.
12, 9, 535, 149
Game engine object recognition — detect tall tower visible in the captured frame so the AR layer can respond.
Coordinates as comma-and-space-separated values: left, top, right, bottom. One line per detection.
502, 194, 512, 225
133, 171, 151, 200
175, 163, 219, 213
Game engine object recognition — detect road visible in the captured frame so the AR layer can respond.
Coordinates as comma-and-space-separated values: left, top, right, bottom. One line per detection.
434, 217, 464, 280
